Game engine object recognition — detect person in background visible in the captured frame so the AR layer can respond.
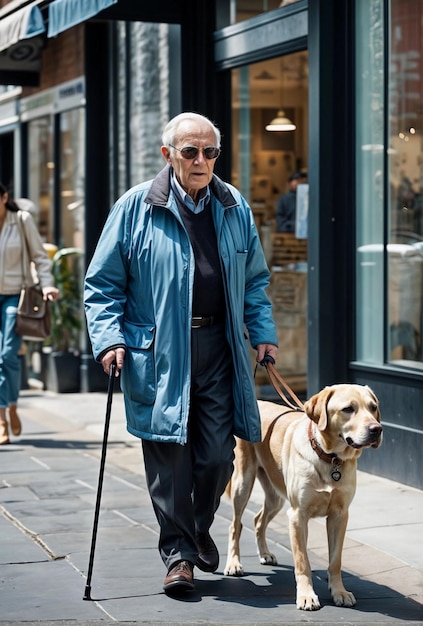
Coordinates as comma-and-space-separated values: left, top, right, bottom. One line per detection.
0, 183, 59, 445
84, 112, 278, 595
276, 171, 303, 233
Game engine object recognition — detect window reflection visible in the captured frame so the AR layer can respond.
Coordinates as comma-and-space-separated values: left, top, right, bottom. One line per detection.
232, 53, 308, 217
60, 109, 85, 250
232, 51, 308, 391
388, 0, 423, 365
28, 116, 53, 244
234, 0, 301, 23
356, 0, 423, 367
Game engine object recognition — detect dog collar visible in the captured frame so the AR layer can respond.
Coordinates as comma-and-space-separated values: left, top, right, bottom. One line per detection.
308, 422, 343, 481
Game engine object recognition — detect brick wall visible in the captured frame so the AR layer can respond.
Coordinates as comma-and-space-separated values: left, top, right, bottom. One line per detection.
22, 26, 85, 96
0, 0, 85, 92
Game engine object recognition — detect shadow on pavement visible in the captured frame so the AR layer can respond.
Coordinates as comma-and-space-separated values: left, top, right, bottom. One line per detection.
88, 565, 423, 620
6, 438, 128, 450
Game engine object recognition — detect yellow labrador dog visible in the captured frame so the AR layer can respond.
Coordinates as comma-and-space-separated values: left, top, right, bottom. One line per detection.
224, 384, 383, 611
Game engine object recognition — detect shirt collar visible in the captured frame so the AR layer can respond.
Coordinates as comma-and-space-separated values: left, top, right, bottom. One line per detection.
171, 174, 210, 214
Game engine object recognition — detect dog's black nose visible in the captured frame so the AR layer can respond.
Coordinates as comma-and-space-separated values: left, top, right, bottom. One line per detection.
369, 423, 383, 438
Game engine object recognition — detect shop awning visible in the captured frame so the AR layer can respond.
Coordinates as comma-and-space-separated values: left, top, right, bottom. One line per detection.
48, 0, 118, 38
0, 4, 45, 53
0, 4, 46, 86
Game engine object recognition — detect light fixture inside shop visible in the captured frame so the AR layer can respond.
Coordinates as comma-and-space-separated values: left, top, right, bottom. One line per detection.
266, 109, 296, 132
266, 58, 296, 132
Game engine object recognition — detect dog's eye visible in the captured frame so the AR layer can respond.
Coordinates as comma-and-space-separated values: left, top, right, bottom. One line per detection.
343, 405, 355, 414
370, 403, 378, 412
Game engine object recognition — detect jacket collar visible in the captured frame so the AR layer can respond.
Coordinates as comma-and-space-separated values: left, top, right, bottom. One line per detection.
145, 164, 237, 210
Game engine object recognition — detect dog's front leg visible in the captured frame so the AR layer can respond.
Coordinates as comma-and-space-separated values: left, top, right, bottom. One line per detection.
288, 507, 320, 610
327, 508, 356, 607
225, 511, 245, 576
224, 464, 256, 577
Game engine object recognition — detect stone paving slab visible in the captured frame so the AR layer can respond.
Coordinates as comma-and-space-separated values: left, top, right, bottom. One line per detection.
0, 561, 106, 621
1, 391, 423, 625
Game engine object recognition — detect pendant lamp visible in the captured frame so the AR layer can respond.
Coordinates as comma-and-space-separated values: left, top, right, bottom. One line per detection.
265, 109, 296, 132
265, 57, 296, 131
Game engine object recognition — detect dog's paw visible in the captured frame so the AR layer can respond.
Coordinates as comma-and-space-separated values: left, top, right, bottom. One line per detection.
296, 592, 321, 611
259, 552, 278, 565
332, 589, 356, 607
224, 559, 245, 577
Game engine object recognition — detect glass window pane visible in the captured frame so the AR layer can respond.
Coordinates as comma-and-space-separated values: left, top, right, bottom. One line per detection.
28, 116, 54, 244
355, 0, 385, 363
60, 108, 85, 251
232, 52, 308, 390
234, 0, 300, 23
388, 0, 423, 365
114, 21, 174, 198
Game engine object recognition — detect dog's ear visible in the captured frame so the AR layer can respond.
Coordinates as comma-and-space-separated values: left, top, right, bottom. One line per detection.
366, 386, 381, 423
304, 387, 334, 431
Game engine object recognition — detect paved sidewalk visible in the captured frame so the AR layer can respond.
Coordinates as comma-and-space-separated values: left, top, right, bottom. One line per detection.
0, 385, 422, 625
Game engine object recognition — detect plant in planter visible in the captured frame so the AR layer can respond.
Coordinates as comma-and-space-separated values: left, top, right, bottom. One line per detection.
42, 247, 83, 393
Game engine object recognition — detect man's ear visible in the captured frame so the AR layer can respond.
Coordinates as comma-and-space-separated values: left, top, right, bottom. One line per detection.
161, 146, 171, 163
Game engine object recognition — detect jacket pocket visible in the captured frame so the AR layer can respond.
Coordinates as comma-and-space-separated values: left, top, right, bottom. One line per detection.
121, 321, 156, 405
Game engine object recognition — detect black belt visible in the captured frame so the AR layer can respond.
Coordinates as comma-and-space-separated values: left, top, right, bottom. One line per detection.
191, 315, 224, 329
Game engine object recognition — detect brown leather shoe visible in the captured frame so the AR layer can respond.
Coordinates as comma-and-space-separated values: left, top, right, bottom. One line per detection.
163, 560, 194, 593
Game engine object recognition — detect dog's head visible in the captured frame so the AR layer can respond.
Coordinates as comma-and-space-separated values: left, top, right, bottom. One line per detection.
304, 384, 383, 451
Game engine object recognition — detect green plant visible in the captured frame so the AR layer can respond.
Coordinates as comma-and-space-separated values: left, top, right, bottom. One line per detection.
46, 247, 83, 352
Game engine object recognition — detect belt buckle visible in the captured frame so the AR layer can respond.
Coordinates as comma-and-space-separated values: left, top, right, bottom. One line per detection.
192, 316, 203, 329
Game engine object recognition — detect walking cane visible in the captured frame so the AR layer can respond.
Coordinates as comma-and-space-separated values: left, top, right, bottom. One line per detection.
83, 362, 116, 601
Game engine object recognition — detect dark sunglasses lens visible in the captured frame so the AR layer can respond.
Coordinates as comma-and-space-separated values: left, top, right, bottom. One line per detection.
180, 147, 198, 159
179, 146, 220, 159
204, 147, 220, 159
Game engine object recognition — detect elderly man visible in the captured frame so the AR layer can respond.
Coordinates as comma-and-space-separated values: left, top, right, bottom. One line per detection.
84, 112, 278, 595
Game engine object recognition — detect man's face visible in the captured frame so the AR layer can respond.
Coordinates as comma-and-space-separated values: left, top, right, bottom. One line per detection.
161, 120, 219, 201
289, 178, 300, 191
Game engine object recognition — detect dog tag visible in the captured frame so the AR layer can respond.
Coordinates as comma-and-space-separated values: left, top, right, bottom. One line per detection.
331, 458, 342, 481
331, 469, 342, 481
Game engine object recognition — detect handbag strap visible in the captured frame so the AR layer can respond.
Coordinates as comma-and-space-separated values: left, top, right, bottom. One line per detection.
16, 211, 33, 287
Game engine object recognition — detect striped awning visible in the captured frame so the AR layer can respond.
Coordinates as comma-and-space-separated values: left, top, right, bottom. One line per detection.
48, 0, 118, 38
0, 4, 45, 54
0, 4, 46, 86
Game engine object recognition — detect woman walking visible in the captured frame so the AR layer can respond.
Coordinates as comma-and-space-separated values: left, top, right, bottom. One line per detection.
0, 183, 59, 444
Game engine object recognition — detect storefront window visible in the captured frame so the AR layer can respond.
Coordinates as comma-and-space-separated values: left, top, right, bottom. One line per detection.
388, 0, 423, 365
356, 0, 423, 367
232, 52, 308, 390
232, 53, 308, 217
28, 116, 54, 243
355, 0, 384, 363
59, 108, 85, 250
233, 0, 300, 23
114, 21, 171, 198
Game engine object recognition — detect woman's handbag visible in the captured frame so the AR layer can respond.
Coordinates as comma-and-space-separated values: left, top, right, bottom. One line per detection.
15, 212, 52, 341
15, 283, 51, 341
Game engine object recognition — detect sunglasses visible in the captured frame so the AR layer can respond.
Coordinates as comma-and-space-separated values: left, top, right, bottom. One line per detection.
169, 144, 221, 160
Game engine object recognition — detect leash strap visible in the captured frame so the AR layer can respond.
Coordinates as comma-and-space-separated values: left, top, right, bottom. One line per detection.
257, 356, 305, 411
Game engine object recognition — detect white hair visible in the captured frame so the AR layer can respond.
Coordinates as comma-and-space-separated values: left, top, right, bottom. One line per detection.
162, 112, 221, 148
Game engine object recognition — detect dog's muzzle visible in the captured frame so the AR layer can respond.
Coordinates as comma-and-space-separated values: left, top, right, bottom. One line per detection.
346, 423, 383, 449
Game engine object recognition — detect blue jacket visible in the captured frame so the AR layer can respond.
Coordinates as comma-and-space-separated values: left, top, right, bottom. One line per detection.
84, 165, 278, 444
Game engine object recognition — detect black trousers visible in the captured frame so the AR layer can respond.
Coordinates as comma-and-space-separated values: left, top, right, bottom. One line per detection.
142, 322, 235, 571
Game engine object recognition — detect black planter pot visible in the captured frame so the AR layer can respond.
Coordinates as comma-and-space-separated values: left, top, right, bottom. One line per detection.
41, 350, 81, 393
79, 353, 106, 391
